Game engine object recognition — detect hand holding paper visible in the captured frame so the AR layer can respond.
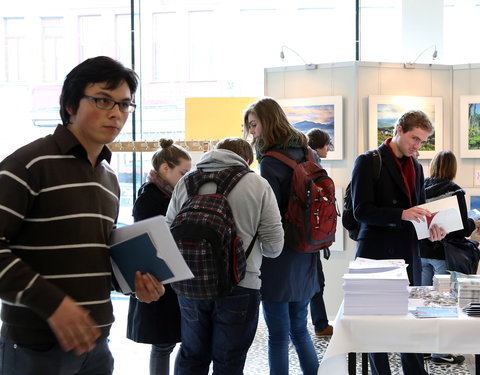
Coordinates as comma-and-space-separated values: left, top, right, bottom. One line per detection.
408, 196, 463, 240
109, 215, 193, 294
135, 271, 165, 303
401, 206, 431, 222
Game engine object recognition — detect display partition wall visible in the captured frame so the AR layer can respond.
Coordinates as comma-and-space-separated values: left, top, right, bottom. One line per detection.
264, 61, 480, 317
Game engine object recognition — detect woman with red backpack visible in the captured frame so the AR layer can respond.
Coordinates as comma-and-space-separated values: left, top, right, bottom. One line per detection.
244, 97, 319, 375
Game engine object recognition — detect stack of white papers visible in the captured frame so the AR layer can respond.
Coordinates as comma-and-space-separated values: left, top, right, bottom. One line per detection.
433, 274, 451, 293
348, 257, 406, 273
457, 277, 480, 308
343, 259, 409, 315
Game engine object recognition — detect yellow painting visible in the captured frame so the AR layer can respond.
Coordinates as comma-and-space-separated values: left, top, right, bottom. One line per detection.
185, 97, 256, 140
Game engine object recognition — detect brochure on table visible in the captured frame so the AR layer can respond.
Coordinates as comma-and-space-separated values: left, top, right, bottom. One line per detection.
109, 215, 193, 294
409, 195, 463, 240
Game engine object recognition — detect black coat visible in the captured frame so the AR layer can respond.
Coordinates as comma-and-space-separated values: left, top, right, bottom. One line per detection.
126, 182, 181, 344
419, 178, 476, 260
351, 143, 425, 285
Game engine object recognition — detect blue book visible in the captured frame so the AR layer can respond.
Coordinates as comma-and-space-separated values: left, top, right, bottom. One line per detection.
412, 306, 458, 318
110, 232, 174, 292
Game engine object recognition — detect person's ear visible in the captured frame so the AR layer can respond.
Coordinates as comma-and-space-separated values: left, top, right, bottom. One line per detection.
66, 105, 75, 116
395, 125, 402, 136
159, 162, 169, 176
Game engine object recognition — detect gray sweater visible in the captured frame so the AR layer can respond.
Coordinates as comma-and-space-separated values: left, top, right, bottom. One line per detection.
166, 149, 284, 290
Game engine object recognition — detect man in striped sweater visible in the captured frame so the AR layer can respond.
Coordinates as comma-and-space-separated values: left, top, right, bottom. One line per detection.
0, 56, 163, 375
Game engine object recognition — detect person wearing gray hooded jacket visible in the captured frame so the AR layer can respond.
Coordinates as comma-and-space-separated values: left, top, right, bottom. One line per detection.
166, 137, 284, 375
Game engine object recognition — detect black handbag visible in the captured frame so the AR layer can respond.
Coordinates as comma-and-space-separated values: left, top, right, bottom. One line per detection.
443, 237, 480, 274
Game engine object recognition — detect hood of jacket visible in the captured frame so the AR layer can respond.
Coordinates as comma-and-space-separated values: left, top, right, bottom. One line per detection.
195, 149, 249, 172
424, 177, 462, 201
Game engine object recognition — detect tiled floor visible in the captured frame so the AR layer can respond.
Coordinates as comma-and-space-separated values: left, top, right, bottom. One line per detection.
109, 293, 473, 374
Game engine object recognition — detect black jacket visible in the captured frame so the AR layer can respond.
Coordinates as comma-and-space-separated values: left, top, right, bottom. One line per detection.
419, 178, 475, 260
127, 182, 181, 344
351, 142, 425, 285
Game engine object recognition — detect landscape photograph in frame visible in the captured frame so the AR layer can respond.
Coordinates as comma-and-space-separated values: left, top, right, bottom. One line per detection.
460, 95, 480, 158
368, 95, 443, 159
278, 96, 343, 160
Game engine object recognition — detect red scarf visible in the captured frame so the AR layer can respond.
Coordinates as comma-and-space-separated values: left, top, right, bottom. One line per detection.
384, 138, 416, 205
147, 170, 173, 197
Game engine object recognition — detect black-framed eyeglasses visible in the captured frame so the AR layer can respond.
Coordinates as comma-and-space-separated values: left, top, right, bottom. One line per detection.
82, 95, 136, 113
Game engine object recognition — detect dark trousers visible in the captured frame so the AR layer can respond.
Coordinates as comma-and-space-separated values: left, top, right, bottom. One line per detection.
174, 286, 260, 375
369, 352, 428, 375
0, 337, 113, 375
310, 253, 329, 332
150, 342, 176, 375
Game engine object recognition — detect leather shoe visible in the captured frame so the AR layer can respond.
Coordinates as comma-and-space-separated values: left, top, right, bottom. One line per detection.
315, 325, 333, 336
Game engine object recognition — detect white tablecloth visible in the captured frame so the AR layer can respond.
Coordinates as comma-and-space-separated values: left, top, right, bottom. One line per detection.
319, 299, 480, 374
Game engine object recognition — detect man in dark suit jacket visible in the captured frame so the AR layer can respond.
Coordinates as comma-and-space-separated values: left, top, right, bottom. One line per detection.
351, 110, 446, 375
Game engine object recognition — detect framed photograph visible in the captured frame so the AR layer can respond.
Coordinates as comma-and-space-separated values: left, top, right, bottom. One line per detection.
460, 95, 480, 158
278, 96, 343, 160
330, 187, 345, 252
368, 95, 443, 159
465, 188, 480, 212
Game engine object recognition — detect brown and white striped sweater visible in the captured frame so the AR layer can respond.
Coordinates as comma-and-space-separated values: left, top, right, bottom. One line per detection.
0, 125, 119, 346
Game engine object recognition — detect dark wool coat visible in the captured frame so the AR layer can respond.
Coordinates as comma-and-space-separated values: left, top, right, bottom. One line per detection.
351, 142, 425, 285
127, 182, 181, 344
259, 147, 320, 302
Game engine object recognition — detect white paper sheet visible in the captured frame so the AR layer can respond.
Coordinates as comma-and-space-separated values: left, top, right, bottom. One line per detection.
109, 215, 194, 293
409, 195, 463, 239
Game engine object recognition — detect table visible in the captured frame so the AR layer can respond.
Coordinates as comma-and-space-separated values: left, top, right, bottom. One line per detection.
319, 299, 480, 374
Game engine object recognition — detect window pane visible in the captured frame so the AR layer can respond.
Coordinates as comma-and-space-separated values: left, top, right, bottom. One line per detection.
360, 0, 402, 62
4, 17, 26, 81
41, 17, 64, 82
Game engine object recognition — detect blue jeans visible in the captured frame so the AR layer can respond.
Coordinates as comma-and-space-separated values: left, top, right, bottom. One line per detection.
0, 337, 113, 375
262, 299, 319, 375
150, 342, 176, 375
174, 286, 260, 375
421, 257, 448, 286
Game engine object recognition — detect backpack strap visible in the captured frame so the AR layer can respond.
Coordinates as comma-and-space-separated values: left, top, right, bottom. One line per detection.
215, 167, 251, 196
183, 167, 250, 198
183, 170, 203, 197
266, 147, 314, 169
366, 148, 382, 182
245, 232, 258, 259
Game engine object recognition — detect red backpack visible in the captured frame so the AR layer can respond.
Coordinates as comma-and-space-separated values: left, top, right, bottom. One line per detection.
266, 148, 338, 255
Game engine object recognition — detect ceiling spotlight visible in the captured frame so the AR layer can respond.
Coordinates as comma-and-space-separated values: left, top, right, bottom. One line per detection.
279, 45, 317, 70
404, 45, 438, 69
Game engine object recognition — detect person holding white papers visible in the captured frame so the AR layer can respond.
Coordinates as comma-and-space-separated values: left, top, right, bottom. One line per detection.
127, 139, 191, 375
0, 57, 162, 375
351, 110, 447, 375
419, 150, 474, 365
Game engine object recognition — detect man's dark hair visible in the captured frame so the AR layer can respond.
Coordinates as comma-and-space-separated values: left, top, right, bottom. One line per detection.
306, 128, 331, 149
59, 56, 139, 125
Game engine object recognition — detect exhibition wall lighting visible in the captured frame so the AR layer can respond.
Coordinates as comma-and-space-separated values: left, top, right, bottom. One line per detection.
280, 45, 317, 70
404, 45, 438, 69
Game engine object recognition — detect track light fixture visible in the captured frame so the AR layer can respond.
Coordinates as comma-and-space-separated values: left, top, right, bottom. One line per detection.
404, 45, 438, 69
280, 45, 317, 70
